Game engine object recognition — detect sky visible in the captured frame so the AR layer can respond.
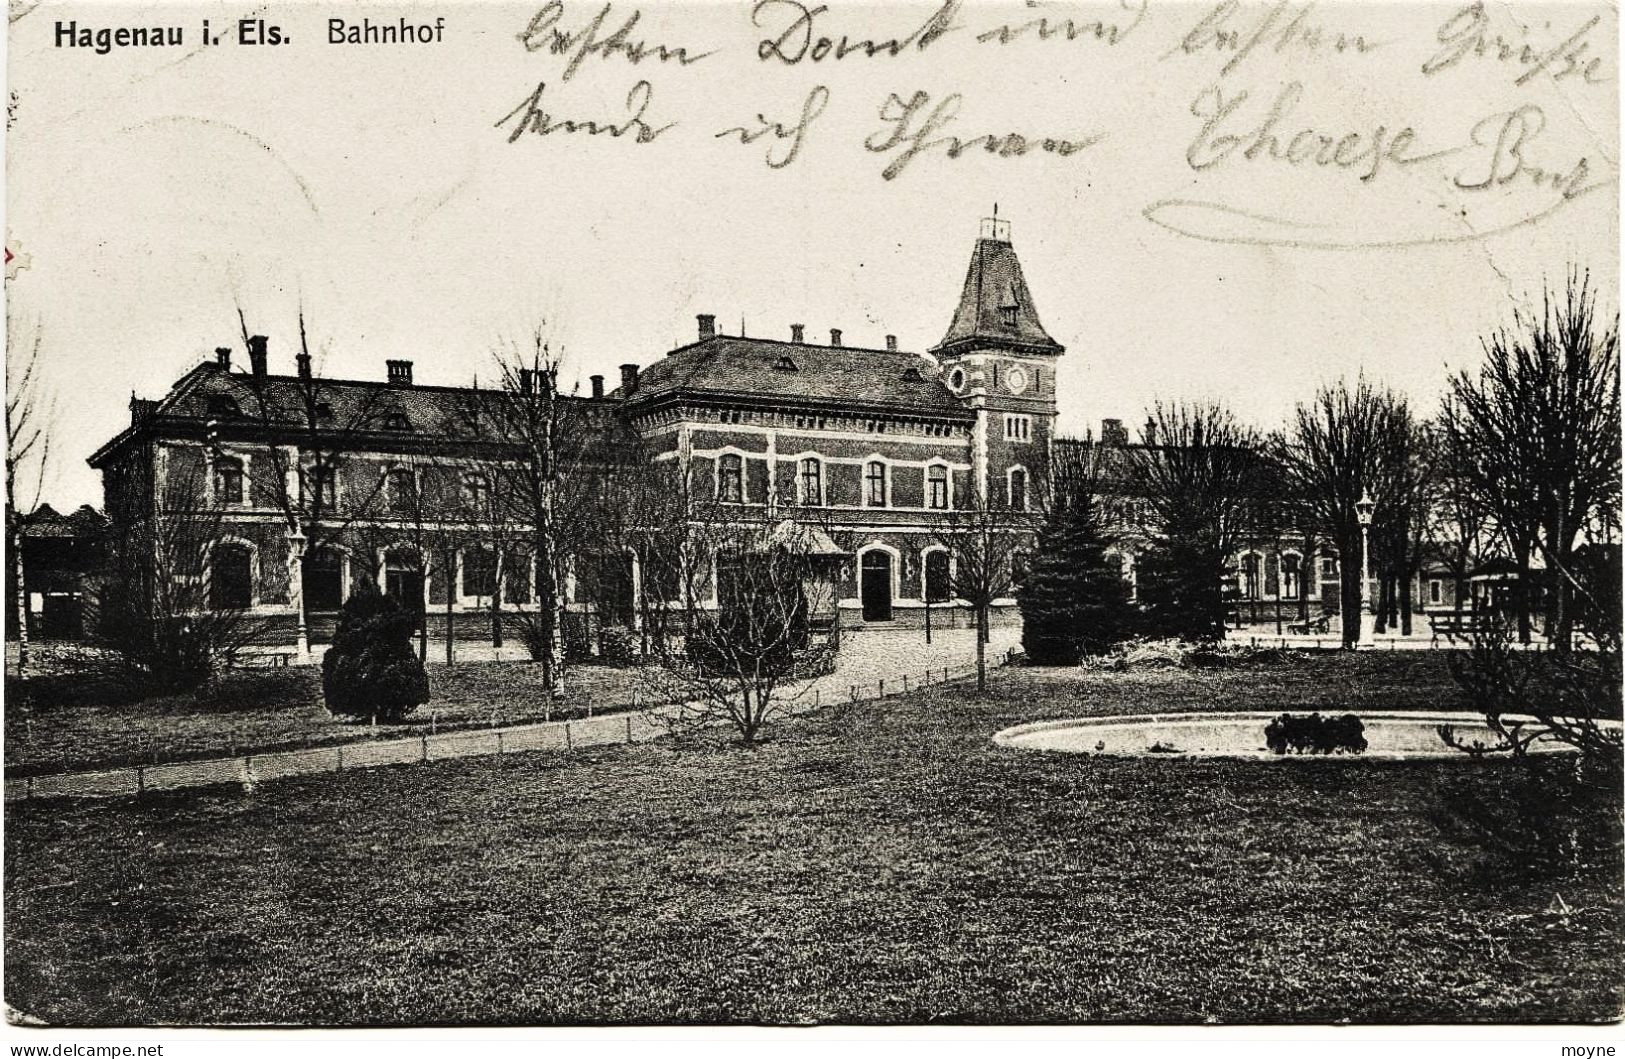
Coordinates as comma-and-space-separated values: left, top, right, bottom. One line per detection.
6, 0, 1618, 509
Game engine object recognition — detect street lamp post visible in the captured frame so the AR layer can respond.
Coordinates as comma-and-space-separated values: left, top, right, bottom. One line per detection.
1355, 490, 1376, 650
286, 524, 310, 661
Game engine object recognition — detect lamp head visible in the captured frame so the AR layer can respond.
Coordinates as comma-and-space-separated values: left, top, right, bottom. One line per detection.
1355, 489, 1376, 527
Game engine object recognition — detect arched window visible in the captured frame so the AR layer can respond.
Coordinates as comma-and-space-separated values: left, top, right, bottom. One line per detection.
799, 457, 822, 506
865, 461, 887, 507
213, 456, 244, 505
1281, 553, 1302, 600
1240, 553, 1262, 600
210, 541, 253, 610
718, 454, 744, 503
387, 468, 417, 511
303, 548, 344, 612
928, 464, 949, 510
1008, 467, 1027, 511
924, 549, 952, 603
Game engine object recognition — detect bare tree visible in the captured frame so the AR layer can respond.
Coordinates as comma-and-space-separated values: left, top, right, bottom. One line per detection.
1443, 272, 1621, 649
471, 332, 610, 693
640, 509, 838, 745
1130, 402, 1268, 641
230, 313, 391, 657
934, 496, 1033, 691
1274, 380, 1416, 648
89, 460, 269, 691
5, 319, 52, 674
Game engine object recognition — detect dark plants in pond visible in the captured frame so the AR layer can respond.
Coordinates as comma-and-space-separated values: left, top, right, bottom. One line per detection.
322, 581, 431, 723
1264, 712, 1368, 755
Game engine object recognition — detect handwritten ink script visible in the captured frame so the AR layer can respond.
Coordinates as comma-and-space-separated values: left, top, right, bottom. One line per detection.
487, 0, 1615, 247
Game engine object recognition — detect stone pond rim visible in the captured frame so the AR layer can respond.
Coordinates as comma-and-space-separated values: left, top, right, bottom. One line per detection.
992, 711, 1625, 762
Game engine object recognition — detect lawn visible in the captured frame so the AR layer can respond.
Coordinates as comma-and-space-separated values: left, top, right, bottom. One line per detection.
5, 647, 659, 777
5, 652, 1621, 1025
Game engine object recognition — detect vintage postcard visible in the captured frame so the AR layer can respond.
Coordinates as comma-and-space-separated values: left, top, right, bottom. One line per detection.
3, 0, 1620, 1045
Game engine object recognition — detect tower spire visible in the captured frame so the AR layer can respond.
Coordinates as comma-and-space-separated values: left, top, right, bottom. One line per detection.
932, 216, 1062, 358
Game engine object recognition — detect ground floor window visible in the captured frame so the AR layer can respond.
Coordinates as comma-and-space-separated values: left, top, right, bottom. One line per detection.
303, 549, 344, 612
1429, 579, 1442, 605
924, 549, 951, 603
210, 542, 253, 610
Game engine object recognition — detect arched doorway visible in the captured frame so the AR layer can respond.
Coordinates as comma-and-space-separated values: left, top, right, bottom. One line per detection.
860, 550, 893, 622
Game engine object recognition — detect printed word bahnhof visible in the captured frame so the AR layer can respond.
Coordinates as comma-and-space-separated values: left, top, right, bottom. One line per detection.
89, 219, 1351, 654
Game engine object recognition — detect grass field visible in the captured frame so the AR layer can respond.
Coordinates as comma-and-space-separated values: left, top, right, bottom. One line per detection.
4, 649, 659, 777
5, 652, 1621, 1025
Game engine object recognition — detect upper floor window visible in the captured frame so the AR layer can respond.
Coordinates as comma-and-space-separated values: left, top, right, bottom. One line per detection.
718, 453, 744, 503
928, 464, 949, 510
1320, 556, 1337, 578
463, 472, 491, 513
302, 464, 337, 510
1008, 467, 1027, 511
865, 461, 887, 507
213, 456, 245, 505
1000, 304, 1018, 328
799, 457, 822, 506
387, 468, 417, 511
1004, 414, 1032, 442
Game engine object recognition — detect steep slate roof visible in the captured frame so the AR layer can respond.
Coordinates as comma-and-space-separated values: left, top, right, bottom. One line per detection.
621, 335, 972, 419
931, 235, 1064, 359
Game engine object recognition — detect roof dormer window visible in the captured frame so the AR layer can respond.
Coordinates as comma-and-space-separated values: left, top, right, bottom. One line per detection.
775, 355, 799, 372
206, 394, 240, 417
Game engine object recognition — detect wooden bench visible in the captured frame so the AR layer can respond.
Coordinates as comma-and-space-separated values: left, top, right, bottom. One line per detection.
225, 650, 294, 670
1428, 611, 1491, 644
1286, 614, 1331, 636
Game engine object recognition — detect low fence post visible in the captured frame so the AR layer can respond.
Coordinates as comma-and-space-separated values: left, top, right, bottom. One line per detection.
136, 766, 145, 793
565, 723, 573, 750
421, 736, 429, 763
879, 679, 886, 698
626, 714, 633, 741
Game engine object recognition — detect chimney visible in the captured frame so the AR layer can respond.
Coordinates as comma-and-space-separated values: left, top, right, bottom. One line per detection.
214, 347, 232, 370
1143, 416, 1158, 446
697, 314, 716, 340
296, 351, 312, 379
387, 360, 413, 386
829, 329, 843, 347
791, 323, 805, 344
620, 363, 639, 394
885, 334, 898, 351
247, 335, 268, 377
590, 374, 605, 399
1101, 418, 1128, 446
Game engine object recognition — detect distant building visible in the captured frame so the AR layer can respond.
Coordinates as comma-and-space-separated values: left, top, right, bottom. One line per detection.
7, 504, 107, 641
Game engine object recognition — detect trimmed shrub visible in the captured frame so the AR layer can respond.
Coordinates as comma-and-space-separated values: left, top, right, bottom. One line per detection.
1264, 712, 1367, 755
322, 582, 430, 723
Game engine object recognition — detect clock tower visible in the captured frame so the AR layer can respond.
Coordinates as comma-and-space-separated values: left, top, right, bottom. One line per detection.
930, 215, 1064, 510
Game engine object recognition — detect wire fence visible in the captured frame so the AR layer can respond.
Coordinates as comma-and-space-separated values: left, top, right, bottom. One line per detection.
5, 648, 1021, 803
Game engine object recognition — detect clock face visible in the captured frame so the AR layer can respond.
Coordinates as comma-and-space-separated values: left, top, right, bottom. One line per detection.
1006, 366, 1029, 395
